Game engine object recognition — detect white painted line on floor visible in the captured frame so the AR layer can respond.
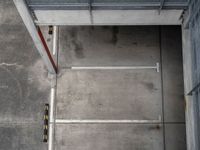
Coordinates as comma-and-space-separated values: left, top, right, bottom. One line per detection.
55, 116, 162, 124
65, 62, 160, 72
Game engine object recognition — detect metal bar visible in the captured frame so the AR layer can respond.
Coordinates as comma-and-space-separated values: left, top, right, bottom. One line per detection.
188, 82, 200, 95
66, 63, 160, 72
55, 116, 162, 124
13, 0, 57, 74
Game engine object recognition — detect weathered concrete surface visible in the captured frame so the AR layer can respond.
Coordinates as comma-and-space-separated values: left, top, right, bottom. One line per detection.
55, 124, 163, 150
57, 70, 162, 120
0, 1, 186, 149
161, 27, 186, 150
57, 26, 186, 150
56, 26, 164, 150
165, 124, 186, 150
0, 124, 46, 150
58, 26, 160, 67
0, 1, 50, 149
57, 26, 161, 121
161, 26, 185, 123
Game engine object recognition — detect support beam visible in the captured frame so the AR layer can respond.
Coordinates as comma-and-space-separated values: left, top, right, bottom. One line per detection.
13, 0, 58, 74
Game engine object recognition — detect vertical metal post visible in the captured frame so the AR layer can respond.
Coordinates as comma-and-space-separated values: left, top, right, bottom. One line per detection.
48, 26, 58, 150
13, 0, 57, 74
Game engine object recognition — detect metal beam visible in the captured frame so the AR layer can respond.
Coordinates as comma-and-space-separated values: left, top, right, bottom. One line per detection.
13, 0, 58, 74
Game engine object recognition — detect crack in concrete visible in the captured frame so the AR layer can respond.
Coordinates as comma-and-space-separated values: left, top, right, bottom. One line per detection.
0, 62, 23, 68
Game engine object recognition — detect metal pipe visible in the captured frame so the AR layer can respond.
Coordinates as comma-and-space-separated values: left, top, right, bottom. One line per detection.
55, 116, 162, 124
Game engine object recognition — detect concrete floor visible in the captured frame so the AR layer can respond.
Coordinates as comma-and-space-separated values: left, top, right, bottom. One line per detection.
0, 1, 186, 150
